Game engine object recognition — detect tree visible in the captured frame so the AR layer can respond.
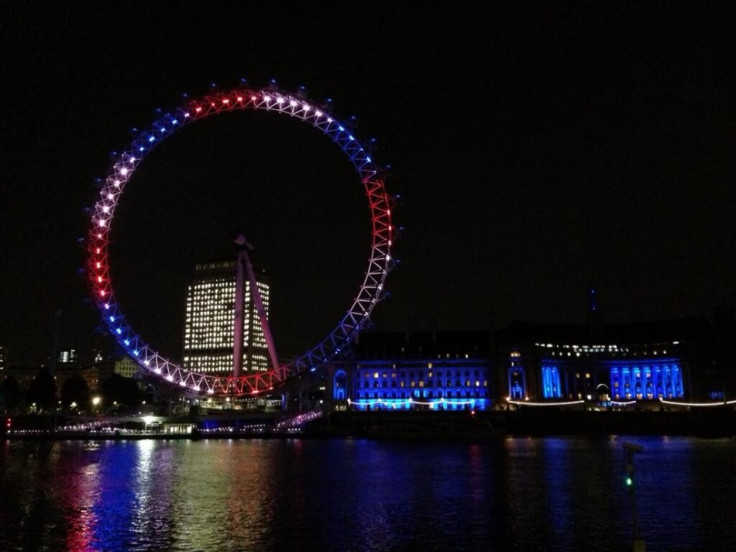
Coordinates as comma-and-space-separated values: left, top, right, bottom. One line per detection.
0, 376, 22, 412
60, 375, 90, 411
27, 369, 56, 411
101, 374, 141, 409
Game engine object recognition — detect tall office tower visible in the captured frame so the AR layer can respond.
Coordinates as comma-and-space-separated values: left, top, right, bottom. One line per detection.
182, 260, 271, 376
58, 348, 78, 365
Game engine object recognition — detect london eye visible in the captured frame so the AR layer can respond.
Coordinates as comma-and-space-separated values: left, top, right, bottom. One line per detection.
86, 83, 396, 396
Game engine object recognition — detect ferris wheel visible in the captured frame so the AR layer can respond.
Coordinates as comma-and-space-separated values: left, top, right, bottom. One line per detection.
87, 82, 396, 396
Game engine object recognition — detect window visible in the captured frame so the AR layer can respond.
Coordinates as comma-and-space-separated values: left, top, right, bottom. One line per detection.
541, 365, 562, 399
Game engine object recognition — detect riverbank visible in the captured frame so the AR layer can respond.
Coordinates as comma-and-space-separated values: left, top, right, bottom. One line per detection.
3, 407, 735, 441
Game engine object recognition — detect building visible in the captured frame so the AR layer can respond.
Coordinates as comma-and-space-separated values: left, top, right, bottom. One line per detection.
321, 313, 718, 412
491, 290, 718, 404
114, 356, 140, 379
182, 259, 271, 376
57, 348, 78, 366
327, 331, 494, 411
494, 317, 713, 403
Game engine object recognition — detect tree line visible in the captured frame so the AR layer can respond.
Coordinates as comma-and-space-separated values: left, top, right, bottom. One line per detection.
0, 369, 145, 414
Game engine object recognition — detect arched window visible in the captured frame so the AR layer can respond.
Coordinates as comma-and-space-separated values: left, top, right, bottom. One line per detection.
508, 367, 525, 399
542, 365, 562, 399
333, 370, 347, 401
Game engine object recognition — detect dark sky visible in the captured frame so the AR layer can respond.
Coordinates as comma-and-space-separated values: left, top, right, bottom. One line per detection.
2, 2, 735, 366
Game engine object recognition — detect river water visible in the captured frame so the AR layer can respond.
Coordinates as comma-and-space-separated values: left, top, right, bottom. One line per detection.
0, 436, 734, 551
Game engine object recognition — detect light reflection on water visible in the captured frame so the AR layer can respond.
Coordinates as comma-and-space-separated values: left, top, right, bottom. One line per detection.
0, 436, 734, 551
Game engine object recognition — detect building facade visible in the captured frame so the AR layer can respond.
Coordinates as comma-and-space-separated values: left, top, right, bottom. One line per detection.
327, 331, 494, 411
182, 260, 271, 376
494, 317, 714, 403
322, 312, 720, 412
114, 356, 139, 379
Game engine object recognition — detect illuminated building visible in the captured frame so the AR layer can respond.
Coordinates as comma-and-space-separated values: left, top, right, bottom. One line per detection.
495, 317, 712, 403
114, 356, 139, 378
495, 289, 718, 404
324, 288, 726, 411
57, 348, 78, 365
325, 318, 718, 412
182, 260, 271, 376
328, 331, 493, 411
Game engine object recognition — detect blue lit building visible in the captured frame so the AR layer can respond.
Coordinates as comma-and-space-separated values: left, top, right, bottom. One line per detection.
494, 317, 713, 403
327, 331, 494, 411
323, 298, 726, 411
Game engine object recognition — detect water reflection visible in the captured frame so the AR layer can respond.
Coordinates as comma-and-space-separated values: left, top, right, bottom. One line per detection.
0, 437, 734, 551
634, 437, 699, 551
168, 439, 283, 551
63, 444, 101, 552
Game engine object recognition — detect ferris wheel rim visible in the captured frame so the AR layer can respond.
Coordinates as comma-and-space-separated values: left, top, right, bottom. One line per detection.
87, 84, 395, 396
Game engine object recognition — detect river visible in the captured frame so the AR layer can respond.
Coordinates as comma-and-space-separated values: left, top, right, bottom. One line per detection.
1, 436, 734, 551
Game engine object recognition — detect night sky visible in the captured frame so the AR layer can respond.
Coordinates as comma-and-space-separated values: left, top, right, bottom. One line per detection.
2, 3, 735, 366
